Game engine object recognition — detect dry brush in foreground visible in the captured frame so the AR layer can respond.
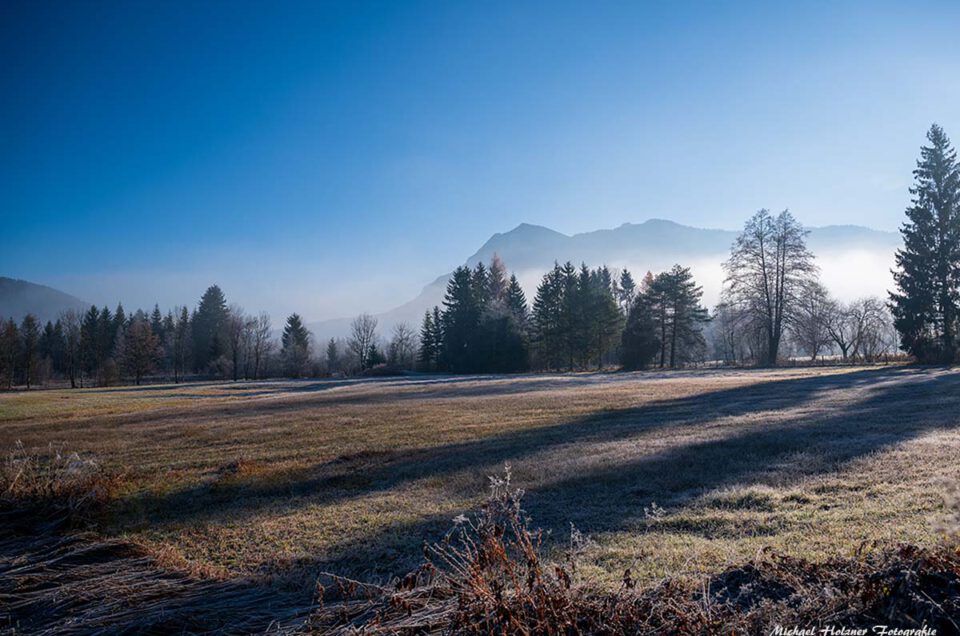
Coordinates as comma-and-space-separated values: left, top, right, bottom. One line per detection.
311, 470, 960, 635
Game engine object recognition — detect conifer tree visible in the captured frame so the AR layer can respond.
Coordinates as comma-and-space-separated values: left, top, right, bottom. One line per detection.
532, 263, 565, 370
661, 265, 710, 367
441, 266, 481, 372
20, 314, 40, 389
326, 338, 339, 374
418, 309, 439, 371
192, 285, 229, 373
172, 307, 191, 383
891, 124, 960, 362
506, 275, 529, 327
281, 313, 311, 378
0, 319, 19, 388
621, 294, 659, 370
80, 305, 100, 385
618, 269, 637, 313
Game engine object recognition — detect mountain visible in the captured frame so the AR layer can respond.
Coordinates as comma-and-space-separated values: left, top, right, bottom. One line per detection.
309, 219, 902, 340
0, 277, 90, 324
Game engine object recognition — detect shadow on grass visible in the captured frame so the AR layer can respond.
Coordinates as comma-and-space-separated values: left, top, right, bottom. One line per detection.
115, 366, 960, 579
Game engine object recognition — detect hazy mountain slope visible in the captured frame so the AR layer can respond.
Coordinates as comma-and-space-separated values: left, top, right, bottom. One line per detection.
309, 220, 902, 340
0, 277, 90, 324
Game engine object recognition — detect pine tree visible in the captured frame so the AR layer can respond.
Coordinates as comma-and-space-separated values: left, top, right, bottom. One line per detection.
150, 304, 165, 341
20, 314, 40, 389
891, 124, 960, 363
441, 266, 481, 372
281, 313, 311, 378
193, 285, 229, 374
618, 269, 637, 313
506, 275, 529, 326
532, 263, 565, 371
0, 319, 19, 388
621, 294, 659, 370
660, 265, 710, 367
418, 310, 439, 371
326, 338, 339, 374
80, 305, 100, 385
589, 266, 623, 369
471, 262, 490, 310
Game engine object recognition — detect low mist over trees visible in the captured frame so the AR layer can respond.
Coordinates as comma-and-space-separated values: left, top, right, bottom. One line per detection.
10, 124, 960, 388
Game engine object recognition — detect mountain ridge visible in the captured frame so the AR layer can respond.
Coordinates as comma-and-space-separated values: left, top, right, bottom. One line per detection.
308, 219, 901, 340
0, 277, 90, 324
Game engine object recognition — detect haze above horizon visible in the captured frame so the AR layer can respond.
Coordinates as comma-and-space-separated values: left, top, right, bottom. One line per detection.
3, 1, 958, 320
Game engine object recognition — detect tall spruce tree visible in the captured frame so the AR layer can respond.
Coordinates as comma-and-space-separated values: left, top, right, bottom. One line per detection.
659, 265, 710, 367
441, 266, 481, 372
20, 314, 40, 389
891, 124, 960, 363
418, 309, 440, 371
0, 320, 18, 388
621, 293, 659, 370
532, 263, 566, 370
280, 313, 311, 378
192, 285, 229, 373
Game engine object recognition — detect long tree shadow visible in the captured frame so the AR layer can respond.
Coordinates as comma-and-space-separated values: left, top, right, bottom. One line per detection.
125, 366, 924, 531
261, 366, 960, 582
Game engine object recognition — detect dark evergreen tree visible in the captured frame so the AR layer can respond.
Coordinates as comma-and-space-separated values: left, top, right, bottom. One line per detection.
280, 313, 311, 378
367, 343, 386, 367
150, 304, 165, 341
441, 266, 482, 372
660, 265, 710, 367
506, 275, 529, 327
0, 319, 19, 388
20, 314, 40, 389
618, 269, 637, 313
532, 263, 566, 370
326, 338, 339, 374
891, 124, 960, 363
192, 285, 229, 373
587, 266, 623, 369
621, 294, 660, 370
80, 305, 100, 385
418, 309, 441, 371
172, 307, 191, 383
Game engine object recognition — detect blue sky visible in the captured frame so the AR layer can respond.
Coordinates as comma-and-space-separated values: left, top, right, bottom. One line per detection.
2, 1, 959, 321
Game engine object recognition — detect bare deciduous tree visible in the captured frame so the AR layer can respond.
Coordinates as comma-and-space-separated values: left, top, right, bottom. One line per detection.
252, 312, 272, 379
790, 281, 832, 361
722, 209, 818, 366
349, 314, 378, 371
389, 322, 418, 369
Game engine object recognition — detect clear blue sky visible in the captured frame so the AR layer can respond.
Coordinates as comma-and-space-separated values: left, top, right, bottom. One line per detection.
2, 1, 959, 321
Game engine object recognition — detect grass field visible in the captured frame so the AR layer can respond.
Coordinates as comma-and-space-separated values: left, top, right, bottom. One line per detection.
2, 365, 959, 592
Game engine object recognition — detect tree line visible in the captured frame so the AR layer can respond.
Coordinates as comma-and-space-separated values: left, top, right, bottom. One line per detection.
4, 123, 956, 388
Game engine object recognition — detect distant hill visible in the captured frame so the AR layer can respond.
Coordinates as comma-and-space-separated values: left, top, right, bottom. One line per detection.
308, 219, 902, 340
0, 277, 90, 324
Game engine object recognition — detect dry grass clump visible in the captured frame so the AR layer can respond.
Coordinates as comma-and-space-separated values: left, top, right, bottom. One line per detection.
0, 441, 123, 527
311, 470, 960, 634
